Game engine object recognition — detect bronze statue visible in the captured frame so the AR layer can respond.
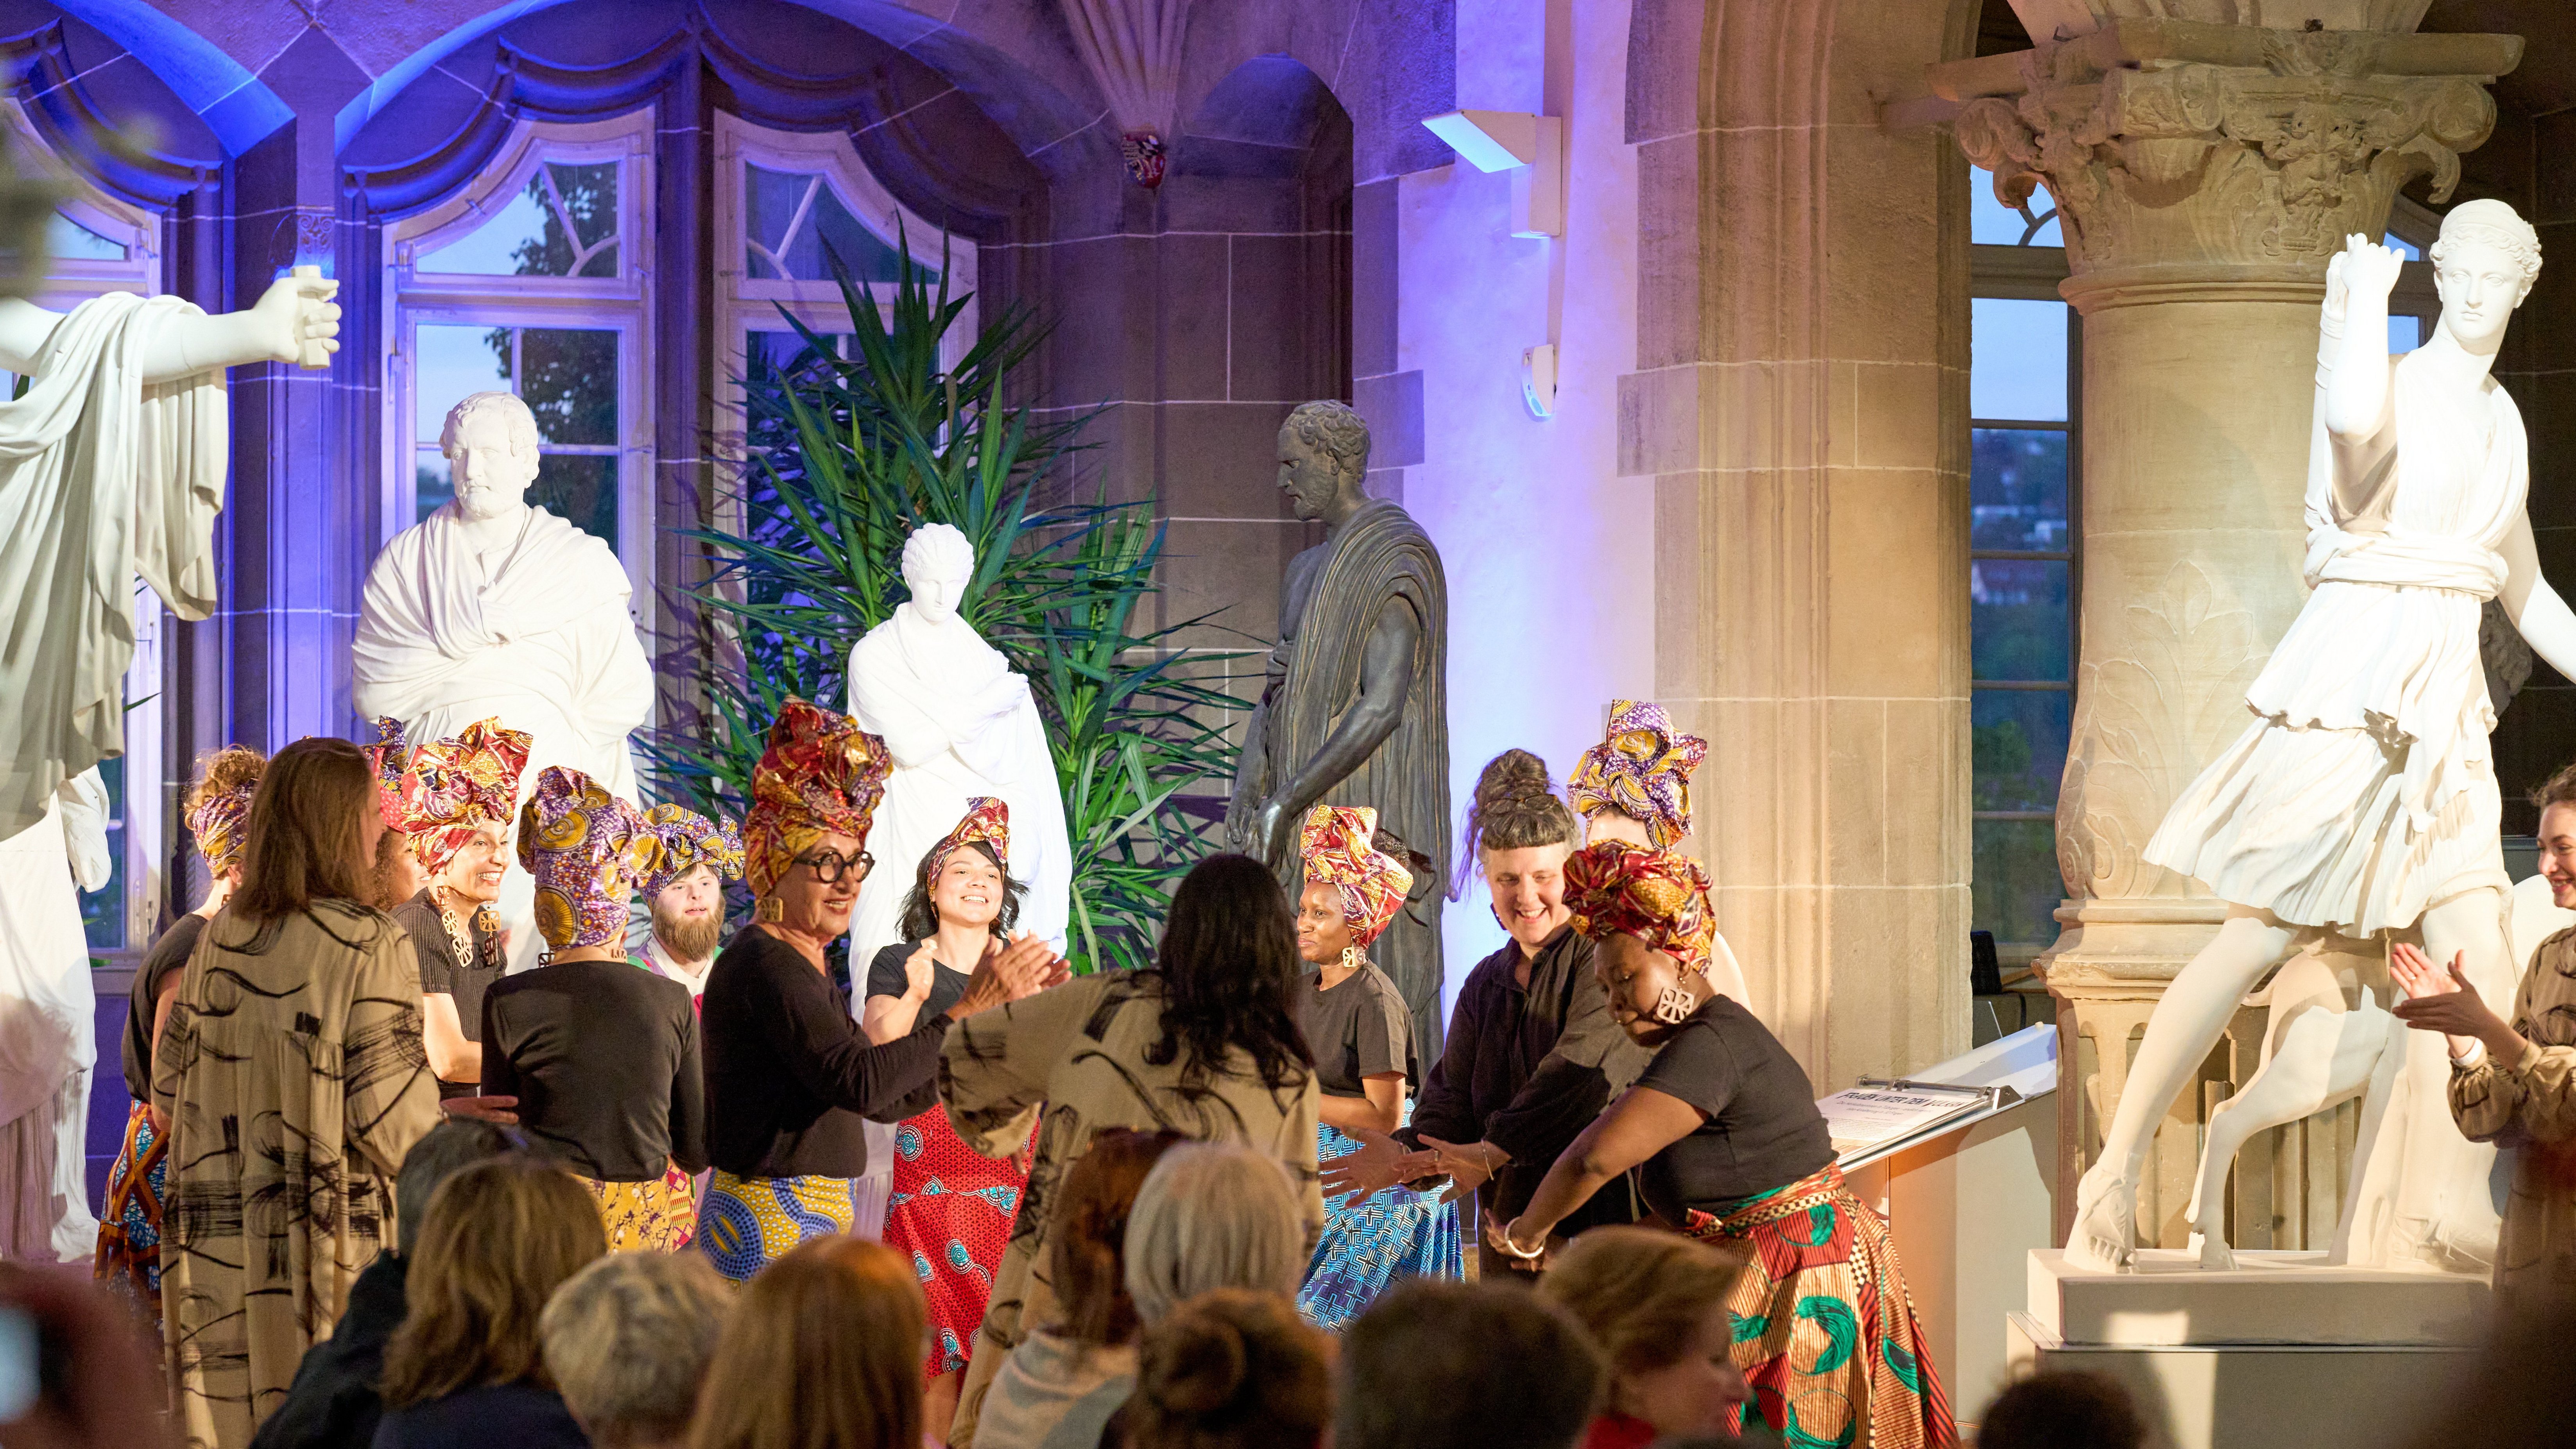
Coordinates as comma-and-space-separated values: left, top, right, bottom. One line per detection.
1226, 401, 1451, 1054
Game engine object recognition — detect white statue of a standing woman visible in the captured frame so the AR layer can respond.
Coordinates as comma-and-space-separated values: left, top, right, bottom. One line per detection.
2070, 201, 2576, 1273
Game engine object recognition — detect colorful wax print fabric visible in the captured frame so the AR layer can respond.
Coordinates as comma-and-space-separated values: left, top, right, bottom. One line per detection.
1563, 841, 1718, 970
364, 716, 410, 829
517, 765, 660, 951
1299, 804, 1413, 948
927, 797, 1011, 884
883, 1103, 1034, 1379
640, 802, 744, 899
577, 1172, 698, 1254
1684, 1163, 1956, 1449
743, 699, 890, 897
1567, 700, 1708, 849
398, 717, 533, 874
696, 1169, 858, 1282
93, 1100, 168, 1326
181, 779, 258, 879
1297, 1107, 1460, 1331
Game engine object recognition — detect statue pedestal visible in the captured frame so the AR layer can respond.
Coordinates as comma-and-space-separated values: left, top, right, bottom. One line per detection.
2003, 1250, 2487, 1448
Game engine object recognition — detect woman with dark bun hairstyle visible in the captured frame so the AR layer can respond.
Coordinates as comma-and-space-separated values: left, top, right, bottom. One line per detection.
1320, 749, 1651, 1276
1121, 1289, 1330, 1449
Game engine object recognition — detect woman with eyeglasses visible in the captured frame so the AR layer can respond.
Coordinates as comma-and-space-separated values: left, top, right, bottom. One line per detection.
697, 702, 1066, 1283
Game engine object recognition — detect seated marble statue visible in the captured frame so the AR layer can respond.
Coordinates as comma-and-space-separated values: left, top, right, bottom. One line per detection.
2071, 202, 2576, 1273
354, 391, 652, 971
0, 274, 340, 840
843, 524, 1071, 965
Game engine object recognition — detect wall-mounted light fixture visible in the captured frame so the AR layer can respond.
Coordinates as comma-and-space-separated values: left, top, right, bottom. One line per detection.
1421, 109, 1564, 239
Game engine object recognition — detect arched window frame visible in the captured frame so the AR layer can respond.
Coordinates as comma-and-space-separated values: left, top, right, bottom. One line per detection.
381, 109, 657, 600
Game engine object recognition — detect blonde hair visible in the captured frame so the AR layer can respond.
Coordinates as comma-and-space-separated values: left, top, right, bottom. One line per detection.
542, 1252, 734, 1447
1539, 1227, 1744, 1374
1122, 1143, 1306, 1327
684, 1238, 924, 1449
380, 1156, 608, 1408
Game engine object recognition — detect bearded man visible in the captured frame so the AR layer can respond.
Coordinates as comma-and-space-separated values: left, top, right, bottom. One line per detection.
640, 803, 745, 1008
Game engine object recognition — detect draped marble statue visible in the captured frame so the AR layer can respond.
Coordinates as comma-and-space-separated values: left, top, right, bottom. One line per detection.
355, 392, 653, 972
1227, 401, 1450, 1055
0, 769, 109, 1261
844, 524, 1072, 964
0, 276, 342, 841
2071, 205, 2576, 1274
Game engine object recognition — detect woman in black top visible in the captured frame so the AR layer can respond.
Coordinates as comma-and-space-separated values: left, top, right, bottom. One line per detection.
1492, 842, 1953, 1448
483, 766, 707, 1251
386, 719, 530, 1102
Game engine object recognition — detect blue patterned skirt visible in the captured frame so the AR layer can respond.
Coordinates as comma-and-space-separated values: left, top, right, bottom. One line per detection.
696, 1169, 857, 1282
1297, 1110, 1463, 1331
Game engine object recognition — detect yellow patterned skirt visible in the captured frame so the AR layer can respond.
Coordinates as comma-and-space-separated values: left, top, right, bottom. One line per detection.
695, 1169, 857, 1281
576, 1170, 698, 1253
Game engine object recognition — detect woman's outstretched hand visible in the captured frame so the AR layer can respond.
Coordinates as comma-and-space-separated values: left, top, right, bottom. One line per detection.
1318, 1127, 1436, 1201
1415, 1134, 1505, 1207
2390, 942, 2522, 1063
953, 931, 1069, 1019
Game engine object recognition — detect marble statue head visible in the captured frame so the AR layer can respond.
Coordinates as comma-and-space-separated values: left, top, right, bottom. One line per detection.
2430, 199, 2542, 351
902, 524, 976, 625
1277, 401, 1370, 522
440, 391, 543, 522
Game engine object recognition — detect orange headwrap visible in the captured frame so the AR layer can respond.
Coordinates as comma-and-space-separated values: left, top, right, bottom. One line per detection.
743, 699, 891, 897
1567, 700, 1708, 850
1562, 840, 1717, 970
926, 797, 1011, 884
1299, 804, 1413, 949
396, 718, 534, 876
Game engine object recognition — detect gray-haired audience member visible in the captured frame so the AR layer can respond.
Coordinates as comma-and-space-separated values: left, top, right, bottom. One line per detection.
248, 1121, 522, 1449
1121, 1142, 1308, 1327
541, 1252, 735, 1449
1335, 1279, 1605, 1449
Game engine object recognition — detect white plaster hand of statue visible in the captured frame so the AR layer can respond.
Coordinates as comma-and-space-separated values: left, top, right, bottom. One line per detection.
0, 271, 339, 381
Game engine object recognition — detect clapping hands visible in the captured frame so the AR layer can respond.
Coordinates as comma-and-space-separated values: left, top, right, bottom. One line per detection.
953, 930, 1070, 1019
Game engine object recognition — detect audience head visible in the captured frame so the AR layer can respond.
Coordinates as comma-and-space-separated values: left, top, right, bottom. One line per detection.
1146, 854, 1311, 1092
1974, 1370, 2145, 1449
1123, 1143, 1307, 1328
1459, 750, 1578, 948
1125, 1289, 1330, 1449
380, 1155, 608, 1410
686, 1237, 924, 1449
232, 737, 387, 924
1539, 1228, 1750, 1439
1049, 1127, 1188, 1346
394, 1119, 523, 1255
543, 1252, 735, 1449
1337, 1280, 1603, 1449
182, 745, 267, 893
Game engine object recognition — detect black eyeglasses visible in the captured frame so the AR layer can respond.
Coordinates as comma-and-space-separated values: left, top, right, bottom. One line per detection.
793, 850, 874, 883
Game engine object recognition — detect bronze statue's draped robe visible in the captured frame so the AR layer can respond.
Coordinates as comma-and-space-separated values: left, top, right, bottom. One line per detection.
1240, 499, 1450, 1055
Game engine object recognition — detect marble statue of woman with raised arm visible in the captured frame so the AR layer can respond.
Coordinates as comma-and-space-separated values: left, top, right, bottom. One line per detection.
0, 274, 341, 840
2069, 201, 2575, 1273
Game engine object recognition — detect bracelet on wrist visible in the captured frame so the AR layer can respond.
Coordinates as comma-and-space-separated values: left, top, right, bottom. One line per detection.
1496, 1221, 1546, 1261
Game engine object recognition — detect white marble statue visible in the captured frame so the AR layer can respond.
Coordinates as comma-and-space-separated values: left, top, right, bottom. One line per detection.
844, 524, 1071, 963
355, 391, 652, 972
0, 769, 109, 1261
2070, 202, 2576, 1273
0, 276, 341, 842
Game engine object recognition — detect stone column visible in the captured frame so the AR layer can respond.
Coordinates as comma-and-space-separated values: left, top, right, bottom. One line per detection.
1928, 18, 2518, 1247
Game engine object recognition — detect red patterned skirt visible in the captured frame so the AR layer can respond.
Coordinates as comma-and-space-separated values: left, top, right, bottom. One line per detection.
1683, 1163, 1956, 1449
880, 1104, 1033, 1380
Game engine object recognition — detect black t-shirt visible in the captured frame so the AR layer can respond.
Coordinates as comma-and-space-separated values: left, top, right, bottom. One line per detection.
1630, 998, 1836, 1221
1291, 962, 1416, 1098
123, 914, 208, 1103
700, 928, 952, 1179
389, 888, 503, 1099
482, 960, 706, 1182
863, 941, 971, 1025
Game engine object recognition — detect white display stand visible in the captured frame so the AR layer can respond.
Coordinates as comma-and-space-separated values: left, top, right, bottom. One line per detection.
2006, 1248, 2488, 1449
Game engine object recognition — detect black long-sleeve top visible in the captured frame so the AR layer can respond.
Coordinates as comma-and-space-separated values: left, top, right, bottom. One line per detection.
700, 928, 951, 1180
1399, 925, 1653, 1227
482, 960, 707, 1182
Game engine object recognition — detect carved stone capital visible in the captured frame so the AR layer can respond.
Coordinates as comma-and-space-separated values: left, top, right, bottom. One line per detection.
1938, 20, 2515, 308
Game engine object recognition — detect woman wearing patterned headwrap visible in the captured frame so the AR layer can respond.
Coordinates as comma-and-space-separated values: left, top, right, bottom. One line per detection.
93, 745, 265, 1325
1291, 804, 1461, 1329
387, 717, 533, 1101
860, 797, 1041, 1421
364, 716, 430, 908
1567, 701, 1750, 1009
1493, 842, 1954, 1449
481, 767, 708, 1253
698, 701, 1063, 1286
636, 802, 743, 1007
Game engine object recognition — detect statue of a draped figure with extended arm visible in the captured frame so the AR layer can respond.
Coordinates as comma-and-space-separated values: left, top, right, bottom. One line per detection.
1227, 401, 1451, 1056
2070, 202, 2576, 1274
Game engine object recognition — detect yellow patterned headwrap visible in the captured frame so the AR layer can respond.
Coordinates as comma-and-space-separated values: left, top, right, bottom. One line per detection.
1562, 840, 1717, 971
517, 767, 663, 951
397, 718, 534, 876
1567, 700, 1708, 850
182, 747, 267, 880
1299, 803, 1413, 949
639, 803, 745, 899
743, 699, 891, 898
926, 797, 1010, 884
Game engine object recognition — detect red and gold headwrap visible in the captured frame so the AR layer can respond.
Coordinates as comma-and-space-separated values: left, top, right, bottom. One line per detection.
182, 748, 267, 880
396, 718, 534, 876
364, 717, 410, 830
926, 797, 1011, 883
516, 767, 661, 952
1562, 840, 1717, 970
639, 803, 745, 899
743, 699, 890, 898
1299, 804, 1413, 949
1567, 700, 1708, 850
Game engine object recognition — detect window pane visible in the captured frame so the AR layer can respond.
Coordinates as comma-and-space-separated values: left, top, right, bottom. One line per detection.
2384, 232, 2422, 262
2389, 315, 2420, 353
417, 449, 453, 524
519, 328, 618, 446
534, 453, 618, 551
418, 162, 620, 278
1971, 298, 2070, 423
546, 163, 619, 254
1971, 429, 2070, 553
745, 163, 923, 284
1974, 817, 2063, 947
79, 754, 126, 952
1972, 560, 2071, 681
1971, 167, 2062, 247
804, 184, 912, 284
416, 181, 554, 275
1973, 688, 2071, 812
47, 213, 125, 261
414, 324, 511, 444
745, 165, 811, 281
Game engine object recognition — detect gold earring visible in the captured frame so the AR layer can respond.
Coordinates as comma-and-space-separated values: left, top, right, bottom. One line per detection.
1340, 945, 1367, 973
1651, 984, 1696, 1025
756, 897, 784, 924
